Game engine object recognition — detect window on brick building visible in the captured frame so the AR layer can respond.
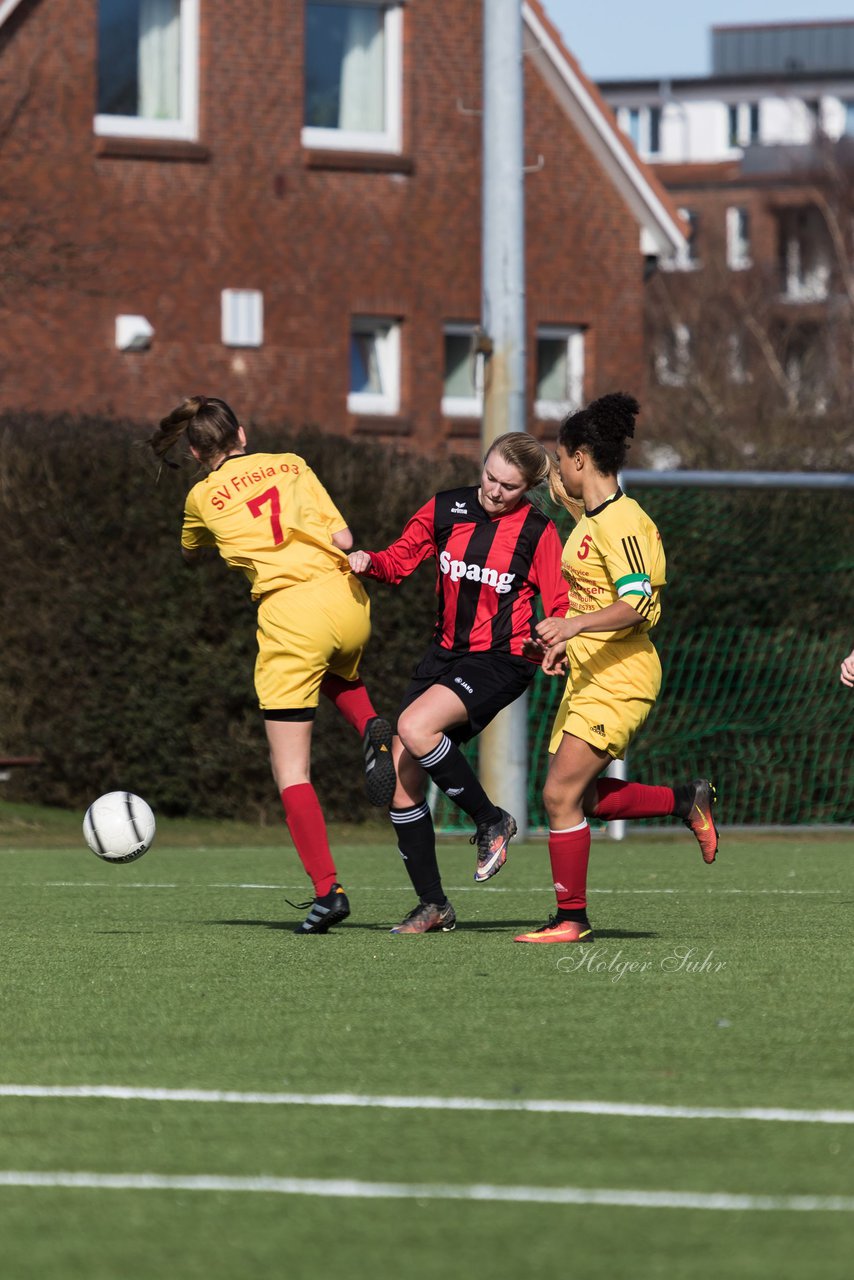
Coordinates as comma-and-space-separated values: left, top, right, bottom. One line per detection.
655, 323, 691, 387
95, 0, 199, 139
727, 332, 750, 385
221, 290, 264, 348
663, 207, 700, 271
779, 207, 831, 302
534, 327, 585, 420
441, 325, 482, 418
349, 317, 401, 415
304, 1, 403, 153
726, 206, 751, 271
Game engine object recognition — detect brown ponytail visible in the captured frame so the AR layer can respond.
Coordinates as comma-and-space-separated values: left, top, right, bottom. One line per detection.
149, 396, 241, 469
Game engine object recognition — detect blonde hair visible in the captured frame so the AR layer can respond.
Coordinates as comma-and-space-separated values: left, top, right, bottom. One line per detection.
149, 396, 241, 470
485, 432, 551, 490
548, 464, 584, 524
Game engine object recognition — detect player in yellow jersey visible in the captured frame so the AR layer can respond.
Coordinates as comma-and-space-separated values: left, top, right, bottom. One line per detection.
149, 396, 395, 935
515, 393, 718, 945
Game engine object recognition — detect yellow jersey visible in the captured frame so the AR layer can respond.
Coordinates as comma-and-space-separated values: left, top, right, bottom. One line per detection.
561, 488, 666, 643
181, 452, 349, 598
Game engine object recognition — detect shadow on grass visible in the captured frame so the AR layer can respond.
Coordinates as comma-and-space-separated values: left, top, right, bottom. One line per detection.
206, 919, 659, 940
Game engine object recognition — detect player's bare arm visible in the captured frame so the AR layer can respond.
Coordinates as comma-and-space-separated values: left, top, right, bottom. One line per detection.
536, 599, 645, 647
331, 526, 353, 551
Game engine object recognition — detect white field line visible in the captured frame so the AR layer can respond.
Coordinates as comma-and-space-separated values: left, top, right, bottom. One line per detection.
1, 1084, 852, 1125
0, 1171, 850, 1211
37, 882, 842, 896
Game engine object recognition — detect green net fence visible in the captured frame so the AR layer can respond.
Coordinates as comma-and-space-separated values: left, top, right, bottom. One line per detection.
434, 481, 854, 830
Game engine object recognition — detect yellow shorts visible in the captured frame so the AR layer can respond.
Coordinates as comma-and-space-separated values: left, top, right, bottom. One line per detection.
548, 634, 662, 760
254, 570, 372, 710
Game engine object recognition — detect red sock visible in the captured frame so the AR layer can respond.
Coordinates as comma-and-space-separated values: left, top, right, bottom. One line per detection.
319, 674, 376, 736
548, 822, 591, 911
593, 779, 675, 820
280, 783, 337, 897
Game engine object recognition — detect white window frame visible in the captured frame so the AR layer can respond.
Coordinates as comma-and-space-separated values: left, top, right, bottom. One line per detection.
727, 100, 761, 150
534, 326, 585, 421
221, 290, 264, 348
727, 332, 750, 385
661, 207, 700, 272
726, 206, 752, 271
617, 104, 660, 158
655, 323, 691, 387
348, 317, 401, 416
302, 2, 403, 154
94, 0, 200, 141
781, 209, 831, 303
441, 324, 483, 419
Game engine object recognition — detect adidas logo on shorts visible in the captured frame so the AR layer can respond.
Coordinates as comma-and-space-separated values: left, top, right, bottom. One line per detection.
591, 723, 606, 737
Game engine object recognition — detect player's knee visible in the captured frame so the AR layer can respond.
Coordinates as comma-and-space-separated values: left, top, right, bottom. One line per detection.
543, 777, 584, 828
396, 707, 437, 760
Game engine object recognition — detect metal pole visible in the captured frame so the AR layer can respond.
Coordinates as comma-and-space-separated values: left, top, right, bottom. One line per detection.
479, 0, 529, 837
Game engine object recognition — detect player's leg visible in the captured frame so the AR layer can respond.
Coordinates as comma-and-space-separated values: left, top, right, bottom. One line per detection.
514, 732, 607, 944
397, 682, 517, 884
387, 741, 456, 935
256, 590, 349, 934
588, 775, 718, 863
322, 574, 396, 807
265, 713, 350, 934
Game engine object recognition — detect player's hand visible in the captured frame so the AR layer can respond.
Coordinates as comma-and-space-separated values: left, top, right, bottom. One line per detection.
541, 641, 568, 677
348, 550, 372, 574
536, 616, 574, 647
841, 650, 854, 687
522, 636, 545, 663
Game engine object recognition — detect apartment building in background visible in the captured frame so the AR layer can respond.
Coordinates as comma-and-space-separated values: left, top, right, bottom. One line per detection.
599, 20, 854, 415
0, 1, 684, 454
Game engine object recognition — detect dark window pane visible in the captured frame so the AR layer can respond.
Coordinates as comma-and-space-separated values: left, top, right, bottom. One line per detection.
98, 0, 141, 116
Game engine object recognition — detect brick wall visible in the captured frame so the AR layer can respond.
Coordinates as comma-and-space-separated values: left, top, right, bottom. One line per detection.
0, 0, 649, 452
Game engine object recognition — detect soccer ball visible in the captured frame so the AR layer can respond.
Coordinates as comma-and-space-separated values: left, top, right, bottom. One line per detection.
83, 792, 156, 864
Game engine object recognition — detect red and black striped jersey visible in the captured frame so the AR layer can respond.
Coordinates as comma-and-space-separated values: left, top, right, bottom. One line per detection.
365, 486, 567, 657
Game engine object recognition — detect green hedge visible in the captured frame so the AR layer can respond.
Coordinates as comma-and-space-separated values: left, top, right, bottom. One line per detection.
3, 415, 850, 828
0, 413, 469, 822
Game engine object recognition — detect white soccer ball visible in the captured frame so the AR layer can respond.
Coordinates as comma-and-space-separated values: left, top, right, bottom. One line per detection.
83, 792, 156, 864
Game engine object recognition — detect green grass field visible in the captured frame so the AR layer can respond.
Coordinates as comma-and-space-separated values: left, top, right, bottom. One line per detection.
0, 800, 852, 1279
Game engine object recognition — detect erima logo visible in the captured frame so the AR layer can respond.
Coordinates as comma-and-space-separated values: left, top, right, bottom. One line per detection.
439, 550, 515, 594
454, 677, 474, 694
591, 723, 606, 737
446, 787, 464, 797
452, 501, 468, 515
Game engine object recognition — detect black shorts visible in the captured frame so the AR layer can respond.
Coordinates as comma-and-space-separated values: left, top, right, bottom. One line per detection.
397, 643, 537, 744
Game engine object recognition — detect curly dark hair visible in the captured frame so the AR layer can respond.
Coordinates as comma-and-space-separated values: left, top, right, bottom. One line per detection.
558, 392, 640, 475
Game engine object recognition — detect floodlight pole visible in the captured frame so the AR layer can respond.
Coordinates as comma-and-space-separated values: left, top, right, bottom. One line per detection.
479, 0, 529, 838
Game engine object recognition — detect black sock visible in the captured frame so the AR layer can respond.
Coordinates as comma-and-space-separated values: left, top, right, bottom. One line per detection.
555, 908, 591, 926
417, 735, 501, 828
389, 803, 447, 906
671, 782, 694, 820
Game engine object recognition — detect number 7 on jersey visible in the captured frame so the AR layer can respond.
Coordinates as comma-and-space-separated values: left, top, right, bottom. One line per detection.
247, 486, 284, 545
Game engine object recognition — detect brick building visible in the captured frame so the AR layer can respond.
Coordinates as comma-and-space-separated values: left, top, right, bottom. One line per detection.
600, 21, 854, 421
0, 1, 683, 452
